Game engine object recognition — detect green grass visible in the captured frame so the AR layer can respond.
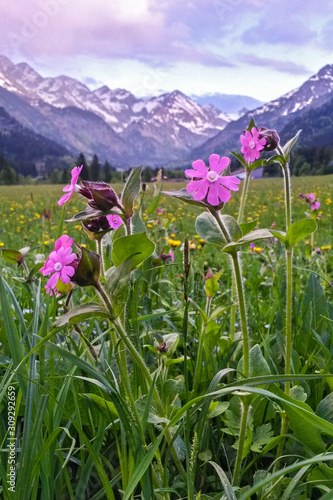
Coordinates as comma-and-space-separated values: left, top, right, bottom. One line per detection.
0, 174, 332, 500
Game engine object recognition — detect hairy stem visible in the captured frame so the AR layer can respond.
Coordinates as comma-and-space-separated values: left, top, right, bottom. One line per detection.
232, 399, 250, 486
192, 296, 211, 394
96, 238, 105, 279
230, 169, 251, 341
211, 210, 250, 485
275, 158, 293, 471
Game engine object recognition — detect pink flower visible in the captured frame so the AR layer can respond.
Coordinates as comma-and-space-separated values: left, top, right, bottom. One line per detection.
307, 193, 316, 203
185, 154, 241, 206
106, 214, 123, 230
311, 201, 320, 210
58, 165, 83, 206
168, 250, 174, 262
39, 235, 77, 293
240, 127, 266, 163
156, 207, 164, 214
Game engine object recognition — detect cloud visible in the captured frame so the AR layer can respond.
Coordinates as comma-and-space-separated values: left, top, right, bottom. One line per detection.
239, 54, 312, 75
0, 0, 234, 68
321, 20, 333, 50
242, 17, 316, 45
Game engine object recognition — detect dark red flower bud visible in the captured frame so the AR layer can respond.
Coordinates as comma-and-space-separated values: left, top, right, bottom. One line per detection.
83, 216, 111, 236
157, 341, 168, 353
258, 127, 280, 152
79, 181, 122, 212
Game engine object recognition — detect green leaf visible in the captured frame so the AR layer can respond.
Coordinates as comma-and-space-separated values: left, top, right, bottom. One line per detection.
1, 248, 23, 264
54, 303, 110, 327
208, 401, 229, 419
274, 386, 325, 454
247, 159, 265, 172
251, 423, 274, 453
121, 166, 142, 217
264, 154, 286, 168
239, 220, 257, 236
247, 118, 256, 131
106, 256, 134, 316
132, 212, 147, 234
231, 151, 247, 169
316, 392, 333, 424
208, 461, 236, 500
195, 212, 225, 246
290, 385, 307, 402
282, 129, 302, 160
84, 393, 119, 419
162, 188, 207, 208
223, 229, 273, 253
238, 344, 271, 378
270, 229, 286, 243
220, 215, 242, 242
285, 218, 317, 247
205, 271, 222, 298
112, 232, 155, 269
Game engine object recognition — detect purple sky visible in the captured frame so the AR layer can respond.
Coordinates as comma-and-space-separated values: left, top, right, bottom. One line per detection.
0, 0, 332, 101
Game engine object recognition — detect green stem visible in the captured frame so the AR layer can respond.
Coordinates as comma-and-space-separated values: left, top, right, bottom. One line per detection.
232, 400, 250, 486
230, 169, 251, 341
212, 210, 250, 485
275, 157, 293, 471
285, 249, 293, 397
95, 281, 187, 482
192, 296, 211, 394
231, 252, 250, 379
96, 238, 105, 279
237, 169, 251, 224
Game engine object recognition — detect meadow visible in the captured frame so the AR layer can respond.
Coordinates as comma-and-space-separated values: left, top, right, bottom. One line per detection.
0, 168, 333, 500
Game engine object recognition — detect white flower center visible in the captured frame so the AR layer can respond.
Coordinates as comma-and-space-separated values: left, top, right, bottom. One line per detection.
249, 140, 255, 149
206, 170, 219, 182
54, 262, 62, 271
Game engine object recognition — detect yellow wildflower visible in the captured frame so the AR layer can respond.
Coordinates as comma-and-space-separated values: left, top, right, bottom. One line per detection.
320, 245, 331, 251
0, 242, 4, 247
168, 239, 181, 247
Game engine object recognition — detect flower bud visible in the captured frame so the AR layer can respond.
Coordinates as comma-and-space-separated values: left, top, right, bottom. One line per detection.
74, 245, 100, 287
258, 127, 280, 151
82, 216, 111, 240
79, 181, 122, 212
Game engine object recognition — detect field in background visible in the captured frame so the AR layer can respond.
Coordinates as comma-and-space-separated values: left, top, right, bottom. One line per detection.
0, 176, 332, 254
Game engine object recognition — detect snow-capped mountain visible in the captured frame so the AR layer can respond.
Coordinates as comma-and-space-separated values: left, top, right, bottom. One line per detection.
0, 55, 233, 165
193, 64, 333, 159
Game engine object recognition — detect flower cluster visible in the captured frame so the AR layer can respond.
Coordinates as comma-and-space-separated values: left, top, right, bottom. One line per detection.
240, 127, 266, 163
39, 235, 77, 295
299, 192, 320, 211
57, 166, 124, 234
185, 154, 241, 206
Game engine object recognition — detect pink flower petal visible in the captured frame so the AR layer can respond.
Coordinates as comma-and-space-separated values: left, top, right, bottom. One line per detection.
206, 182, 220, 206
187, 179, 209, 200
185, 169, 206, 179
219, 177, 240, 191
58, 193, 71, 206
191, 159, 208, 173
63, 185, 72, 193
209, 155, 230, 174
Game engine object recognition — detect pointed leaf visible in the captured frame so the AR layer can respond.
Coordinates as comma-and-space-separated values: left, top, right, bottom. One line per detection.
220, 214, 242, 242
285, 218, 317, 247
162, 188, 208, 208
239, 220, 257, 236
223, 229, 273, 253
282, 130, 302, 160
122, 166, 142, 217
54, 303, 110, 327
